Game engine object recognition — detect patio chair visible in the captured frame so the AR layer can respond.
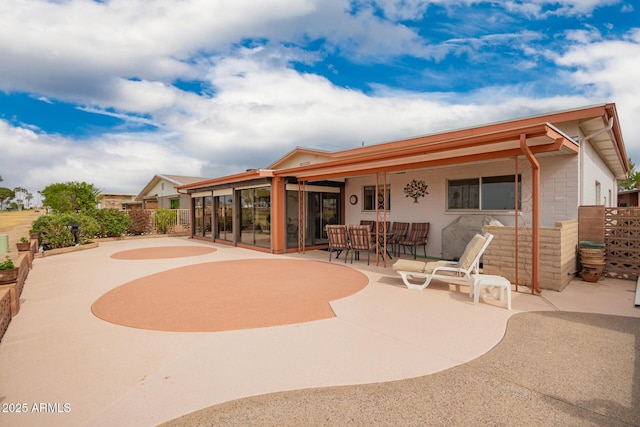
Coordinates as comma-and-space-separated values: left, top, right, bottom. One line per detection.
398, 222, 430, 259
359, 220, 375, 231
326, 225, 350, 263
348, 224, 375, 265
387, 221, 410, 256
392, 232, 494, 290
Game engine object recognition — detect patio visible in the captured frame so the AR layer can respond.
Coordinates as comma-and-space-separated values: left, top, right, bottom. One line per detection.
0, 236, 638, 426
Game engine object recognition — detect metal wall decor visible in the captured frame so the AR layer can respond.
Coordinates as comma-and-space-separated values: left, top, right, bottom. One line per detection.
404, 179, 428, 203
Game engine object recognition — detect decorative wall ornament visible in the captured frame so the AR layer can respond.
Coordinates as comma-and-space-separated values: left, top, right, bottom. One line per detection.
404, 179, 429, 203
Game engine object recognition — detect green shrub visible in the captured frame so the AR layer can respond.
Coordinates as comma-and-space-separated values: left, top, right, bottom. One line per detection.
0, 256, 15, 270
96, 209, 131, 237
154, 209, 177, 234
31, 215, 74, 249
31, 213, 99, 249
126, 209, 151, 235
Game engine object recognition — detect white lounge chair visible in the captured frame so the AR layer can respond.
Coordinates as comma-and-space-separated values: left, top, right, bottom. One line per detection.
392, 233, 494, 290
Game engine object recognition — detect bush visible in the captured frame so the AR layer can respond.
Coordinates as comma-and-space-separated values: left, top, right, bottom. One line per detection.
96, 209, 131, 237
154, 209, 177, 234
31, 213, 99, 249
126, 209, 151, 235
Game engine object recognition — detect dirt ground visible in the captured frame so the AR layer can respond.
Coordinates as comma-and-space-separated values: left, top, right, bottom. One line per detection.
0, 210, 40, 261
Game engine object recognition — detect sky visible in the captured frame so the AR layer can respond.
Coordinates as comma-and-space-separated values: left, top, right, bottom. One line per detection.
0, 0, 638, 201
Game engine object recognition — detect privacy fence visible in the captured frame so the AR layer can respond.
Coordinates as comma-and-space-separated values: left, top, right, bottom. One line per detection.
579, 206, 640, 280
605, 207, 640, 280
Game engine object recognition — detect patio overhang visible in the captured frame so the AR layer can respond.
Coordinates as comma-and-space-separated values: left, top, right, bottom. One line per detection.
275, 123, 577, 182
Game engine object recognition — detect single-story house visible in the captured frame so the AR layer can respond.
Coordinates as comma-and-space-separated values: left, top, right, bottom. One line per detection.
177, 103, 629, 291
618, 185, 640, 207
96, 193, 139, 210
135, 174, 209, 210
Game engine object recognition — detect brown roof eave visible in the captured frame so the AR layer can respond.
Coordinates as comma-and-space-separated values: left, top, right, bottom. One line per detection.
177, 170, 274, 192
605, 103, 630, 176
274, 123, 560, 180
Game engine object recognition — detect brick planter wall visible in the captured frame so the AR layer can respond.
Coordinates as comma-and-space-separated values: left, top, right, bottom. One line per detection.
483, 219, 578, 291
0, 289, 11, 343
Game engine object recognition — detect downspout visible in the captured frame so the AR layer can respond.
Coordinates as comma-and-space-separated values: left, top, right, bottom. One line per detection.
520, 134, 541, 294
579, 117, 614, 204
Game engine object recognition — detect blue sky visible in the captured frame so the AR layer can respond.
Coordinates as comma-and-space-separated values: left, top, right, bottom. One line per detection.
0, 0, 638, 198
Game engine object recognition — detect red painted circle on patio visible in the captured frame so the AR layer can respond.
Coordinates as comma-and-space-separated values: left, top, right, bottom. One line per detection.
110, 246, 216, 260
91, 259, 368, 332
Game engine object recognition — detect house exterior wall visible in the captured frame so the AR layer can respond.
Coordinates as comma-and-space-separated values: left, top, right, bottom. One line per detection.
142, 179, 189, 209
345, 160, 528, 259
538, 154, 580, 226
157, 194, 190, 209
581, 140, 618, 207
97, 195, 135, 210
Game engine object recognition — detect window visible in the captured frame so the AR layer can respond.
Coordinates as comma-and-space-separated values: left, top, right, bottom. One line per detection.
448, 175, 521, 210
363, 185, 390, 211
170, 198, 180, 209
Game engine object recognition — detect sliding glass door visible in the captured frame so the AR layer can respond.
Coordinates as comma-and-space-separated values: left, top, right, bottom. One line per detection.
239, 187, 271, 248
215, 194, 233, 241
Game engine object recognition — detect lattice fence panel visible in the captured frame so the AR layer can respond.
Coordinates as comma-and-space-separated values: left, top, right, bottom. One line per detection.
604, 207, 640, 280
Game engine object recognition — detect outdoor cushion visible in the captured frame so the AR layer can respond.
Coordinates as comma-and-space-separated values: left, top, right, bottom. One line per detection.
392, 259, 427, 273
457, 233, 487, 270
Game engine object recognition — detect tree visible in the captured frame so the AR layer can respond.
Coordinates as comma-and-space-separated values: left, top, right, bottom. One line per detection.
13, 186, 27, 211
40, 182, 101, 213
0, 187, 15, 210
619, 158, 640, 191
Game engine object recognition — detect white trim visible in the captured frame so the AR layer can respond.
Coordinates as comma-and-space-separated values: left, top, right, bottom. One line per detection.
191, 191, 212, 198
285, 184, 341, 193
213, 189, 233, 197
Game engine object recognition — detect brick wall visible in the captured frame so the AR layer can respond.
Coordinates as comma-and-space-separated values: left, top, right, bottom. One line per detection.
483, 219, 578, 291
0, 289, 10, 343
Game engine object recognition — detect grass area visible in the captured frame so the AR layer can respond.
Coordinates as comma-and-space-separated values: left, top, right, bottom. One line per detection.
0, 210, 39, 233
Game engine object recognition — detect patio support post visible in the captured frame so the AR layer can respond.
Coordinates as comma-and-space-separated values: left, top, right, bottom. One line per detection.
520, 134, 541, 294
514, 157, 519, 292
298, 181, 306, 254
271, 176, 285, 254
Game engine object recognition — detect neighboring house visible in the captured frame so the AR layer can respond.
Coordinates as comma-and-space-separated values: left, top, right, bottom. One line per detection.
96, 193, 139, 210
135, 175, 208, 210
618, 185, 640, 207
178, 104, 629, 289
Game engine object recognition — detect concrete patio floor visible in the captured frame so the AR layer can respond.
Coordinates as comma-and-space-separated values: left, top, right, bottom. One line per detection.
0, 236, 638, 426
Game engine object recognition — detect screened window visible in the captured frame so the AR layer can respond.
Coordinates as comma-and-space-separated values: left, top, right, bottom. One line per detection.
363, 185, 391, 211
170, 198, 180, 209
448, 175, 521, 210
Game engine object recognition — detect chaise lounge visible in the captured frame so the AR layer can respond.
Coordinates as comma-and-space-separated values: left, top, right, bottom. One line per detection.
392, 232, 494, 290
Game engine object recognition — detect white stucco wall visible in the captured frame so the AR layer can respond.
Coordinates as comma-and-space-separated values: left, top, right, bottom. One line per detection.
580, 141, 618, 207
345, 160, 529, 258
538, 154, 580, 226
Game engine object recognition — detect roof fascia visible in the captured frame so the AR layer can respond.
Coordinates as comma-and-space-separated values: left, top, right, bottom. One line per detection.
135, 174, 163, 201
177, 169, 274, 192
267, 147, 336, 169
275, 123, 557, 179
332, 105, 609, 159
604, 103, 629, 175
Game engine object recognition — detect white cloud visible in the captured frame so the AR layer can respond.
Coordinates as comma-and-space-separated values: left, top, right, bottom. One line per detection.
0, 0, 638, 195
556, 28, 640, 162
0, 120, 206, 194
